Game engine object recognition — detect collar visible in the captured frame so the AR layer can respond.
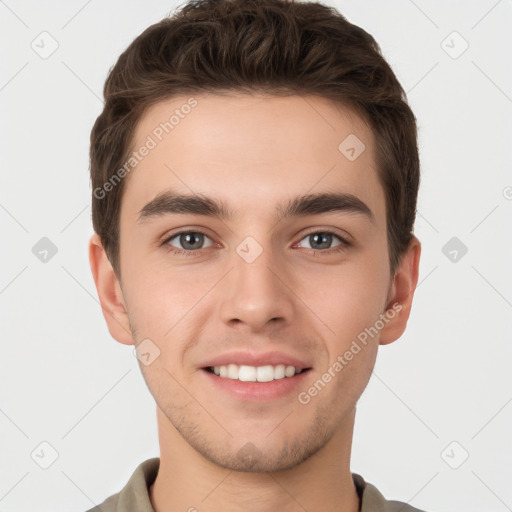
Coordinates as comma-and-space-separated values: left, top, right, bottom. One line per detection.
95, 457, 424, 512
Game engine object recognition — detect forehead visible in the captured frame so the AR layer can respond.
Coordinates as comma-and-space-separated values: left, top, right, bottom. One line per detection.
122, 92, 385, 225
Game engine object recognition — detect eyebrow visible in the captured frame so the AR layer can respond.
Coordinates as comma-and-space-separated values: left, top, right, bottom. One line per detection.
137, 190, 375, 224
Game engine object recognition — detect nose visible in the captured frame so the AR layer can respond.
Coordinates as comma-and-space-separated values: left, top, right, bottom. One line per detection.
218, 244, 295, 332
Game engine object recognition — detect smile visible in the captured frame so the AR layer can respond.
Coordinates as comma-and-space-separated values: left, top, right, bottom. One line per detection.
206, 364, 309, 382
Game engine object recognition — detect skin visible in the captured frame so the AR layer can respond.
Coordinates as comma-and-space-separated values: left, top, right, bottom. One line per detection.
89, 92, 421, 512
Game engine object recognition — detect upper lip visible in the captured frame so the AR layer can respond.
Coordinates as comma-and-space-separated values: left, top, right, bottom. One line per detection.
201, 351, 312, 370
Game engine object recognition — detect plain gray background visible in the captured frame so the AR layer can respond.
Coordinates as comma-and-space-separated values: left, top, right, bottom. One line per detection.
1, 1, 511, 511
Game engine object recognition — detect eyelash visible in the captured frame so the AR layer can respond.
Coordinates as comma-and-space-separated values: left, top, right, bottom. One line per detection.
161, 229, 351, 256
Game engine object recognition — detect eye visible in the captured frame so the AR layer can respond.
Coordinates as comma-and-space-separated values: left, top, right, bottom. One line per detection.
296, 231, 349, 251
164, 231, 214, 253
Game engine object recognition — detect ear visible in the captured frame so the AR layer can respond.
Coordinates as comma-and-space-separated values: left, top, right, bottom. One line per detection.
88, 233, 134, 345
379, 235, 421, 345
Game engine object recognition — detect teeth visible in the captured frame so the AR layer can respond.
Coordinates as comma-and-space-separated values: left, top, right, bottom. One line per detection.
211, 364, 303, 382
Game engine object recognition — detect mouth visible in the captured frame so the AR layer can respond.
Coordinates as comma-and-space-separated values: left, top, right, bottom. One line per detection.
201, 364, 313, 401
203, 364, 312, 382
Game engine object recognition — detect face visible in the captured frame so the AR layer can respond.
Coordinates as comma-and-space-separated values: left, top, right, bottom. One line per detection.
108, 93, 399, 472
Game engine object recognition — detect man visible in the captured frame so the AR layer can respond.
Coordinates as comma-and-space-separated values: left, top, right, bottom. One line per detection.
88, 0, 425, 510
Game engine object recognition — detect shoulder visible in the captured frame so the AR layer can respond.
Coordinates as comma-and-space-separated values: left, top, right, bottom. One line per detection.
385, 500, 428, 512
353, 473, 430, 512
84, 493, 120, 512
82, 458, 160, 512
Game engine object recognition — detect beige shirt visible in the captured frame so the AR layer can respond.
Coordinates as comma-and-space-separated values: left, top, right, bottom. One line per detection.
86, 458, 427, 512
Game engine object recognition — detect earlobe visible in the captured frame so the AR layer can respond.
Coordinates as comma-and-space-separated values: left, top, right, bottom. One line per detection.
379, 235, 421, 345
88, 233, 134, 345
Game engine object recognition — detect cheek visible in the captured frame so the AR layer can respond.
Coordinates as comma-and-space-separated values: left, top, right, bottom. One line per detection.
121, 256, 219, 351
326, 341, 378, 411
293, 254, 390, 343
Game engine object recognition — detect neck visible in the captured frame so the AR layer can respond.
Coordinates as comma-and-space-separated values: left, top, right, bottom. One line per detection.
149, 406, 360, 512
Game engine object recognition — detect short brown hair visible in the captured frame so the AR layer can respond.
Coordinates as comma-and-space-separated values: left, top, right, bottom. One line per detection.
90, 0, 420, 278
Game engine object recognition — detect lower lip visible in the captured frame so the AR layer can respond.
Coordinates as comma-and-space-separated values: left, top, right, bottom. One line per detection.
200, 368, 312, 401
